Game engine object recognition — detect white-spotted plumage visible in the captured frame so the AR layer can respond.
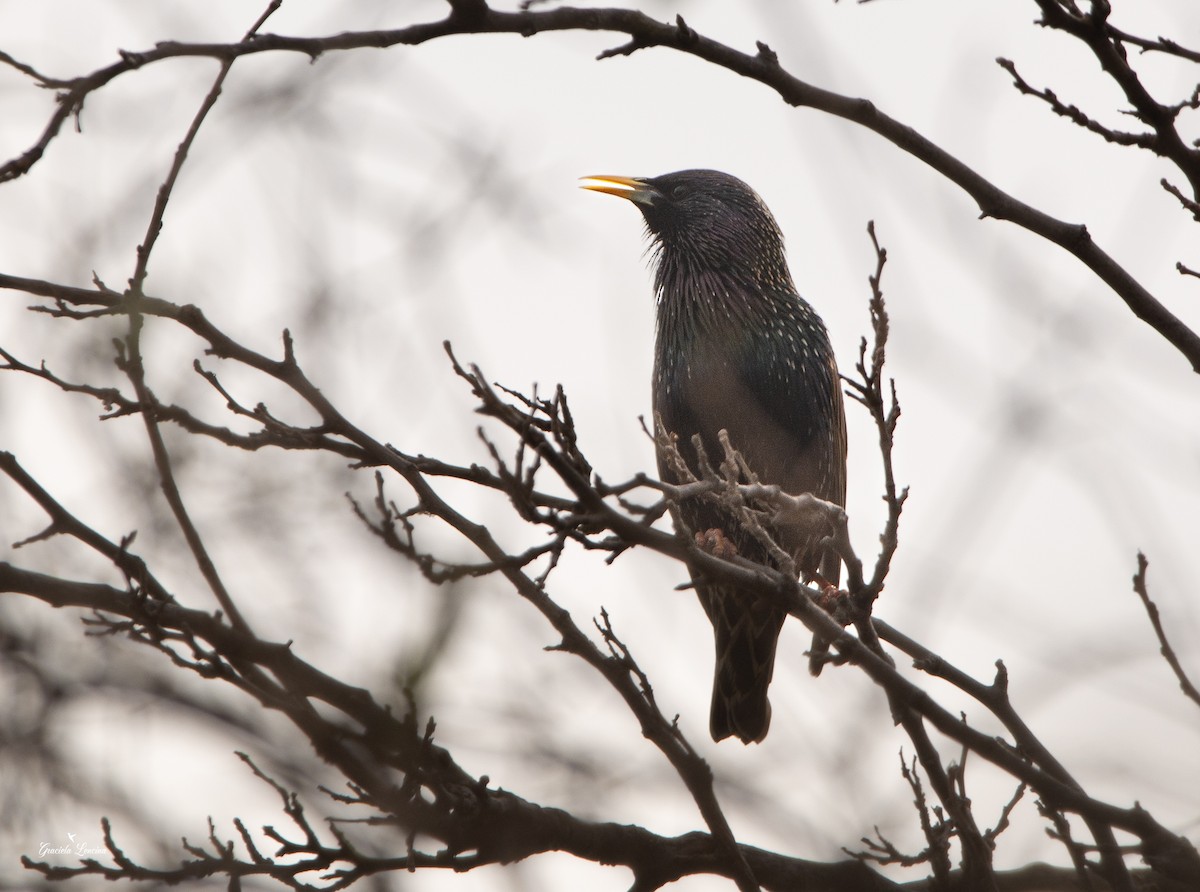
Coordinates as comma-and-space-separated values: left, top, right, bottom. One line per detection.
586, 169, 848, 743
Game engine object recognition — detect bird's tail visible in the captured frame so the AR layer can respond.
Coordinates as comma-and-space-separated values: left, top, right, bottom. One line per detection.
706, 586, 786, 744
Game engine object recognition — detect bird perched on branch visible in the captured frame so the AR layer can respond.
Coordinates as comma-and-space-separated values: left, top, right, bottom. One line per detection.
582, 169, 847, 744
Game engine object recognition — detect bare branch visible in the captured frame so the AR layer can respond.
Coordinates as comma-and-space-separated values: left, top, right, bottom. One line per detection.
0, 451, 176, 604
1161, 177, 1200, 222
997, 57, 1156, 149
1, 5, 1197, 369
1131, 552, 1200, 710
3, 4, 1200, 891
843, 222, 907, 607
113, 3, 284, 636
1030, 0, 1200, 199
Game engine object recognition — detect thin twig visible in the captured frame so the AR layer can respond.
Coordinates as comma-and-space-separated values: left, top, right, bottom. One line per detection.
120, 3, 284, 635
1, 5, 1198, 369
1131, 551, 1200, 710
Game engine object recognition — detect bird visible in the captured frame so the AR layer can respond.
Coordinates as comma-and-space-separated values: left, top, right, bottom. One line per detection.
582, 169, 847, 744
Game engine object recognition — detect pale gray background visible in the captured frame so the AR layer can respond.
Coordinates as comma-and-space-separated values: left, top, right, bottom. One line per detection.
1, 2, 1198, 889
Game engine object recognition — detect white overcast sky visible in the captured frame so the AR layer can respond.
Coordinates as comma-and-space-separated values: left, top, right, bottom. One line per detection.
2, 2, 1199, 889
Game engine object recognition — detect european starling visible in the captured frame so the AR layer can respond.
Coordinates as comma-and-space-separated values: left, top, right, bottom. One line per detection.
583, 170, 847, 744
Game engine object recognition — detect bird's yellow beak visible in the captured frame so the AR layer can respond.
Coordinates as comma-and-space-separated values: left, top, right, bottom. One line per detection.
580, 175, 654, 204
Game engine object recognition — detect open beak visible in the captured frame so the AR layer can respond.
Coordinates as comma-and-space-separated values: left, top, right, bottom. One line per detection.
580, 175, 656, 205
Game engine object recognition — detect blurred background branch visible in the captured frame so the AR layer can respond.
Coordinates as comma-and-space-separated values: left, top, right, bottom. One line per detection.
2, 1, 1198, 890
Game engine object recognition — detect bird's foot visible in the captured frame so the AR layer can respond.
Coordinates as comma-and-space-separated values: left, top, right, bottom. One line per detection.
810, 574, 843, 614
809, 575, 858, 630
695, 528, 738, 560
807, 578, 852, 675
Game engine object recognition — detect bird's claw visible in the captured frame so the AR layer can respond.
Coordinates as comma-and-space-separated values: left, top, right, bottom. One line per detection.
810, 575, 851, 623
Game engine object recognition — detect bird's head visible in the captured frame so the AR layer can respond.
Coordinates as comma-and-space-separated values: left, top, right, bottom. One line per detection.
581, 169, 790, 288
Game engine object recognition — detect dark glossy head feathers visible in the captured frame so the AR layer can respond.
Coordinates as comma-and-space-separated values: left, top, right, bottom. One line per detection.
582, 169, 792, 293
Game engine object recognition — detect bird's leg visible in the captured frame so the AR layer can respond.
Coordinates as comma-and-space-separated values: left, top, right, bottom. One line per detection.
807, 572, 850, 623
806, 572, 854, 674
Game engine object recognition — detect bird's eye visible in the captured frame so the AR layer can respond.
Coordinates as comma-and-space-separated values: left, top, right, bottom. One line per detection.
671, 184, 688, 200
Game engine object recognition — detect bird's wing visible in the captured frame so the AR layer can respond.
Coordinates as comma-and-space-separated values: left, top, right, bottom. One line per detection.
730, 317, 846, 507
